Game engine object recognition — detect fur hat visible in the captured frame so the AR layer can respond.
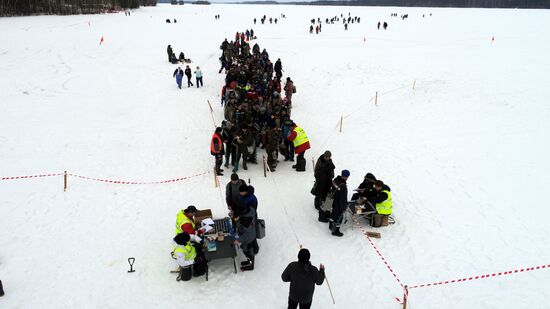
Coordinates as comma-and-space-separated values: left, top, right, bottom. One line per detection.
298, 248, 310, 263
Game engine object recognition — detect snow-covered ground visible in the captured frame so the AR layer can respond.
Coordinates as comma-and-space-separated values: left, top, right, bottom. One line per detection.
1, 4, 550, 308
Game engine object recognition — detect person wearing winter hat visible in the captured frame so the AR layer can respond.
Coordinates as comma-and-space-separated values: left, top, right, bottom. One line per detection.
226, 173, 246, 215
211, 127, 225, 176
173, 232, 197, 268
329, 170, 350, 237
351, 172, 377, 201
282, 248, 325, 309
175, 206, 204, 238
287, 121, 310, 172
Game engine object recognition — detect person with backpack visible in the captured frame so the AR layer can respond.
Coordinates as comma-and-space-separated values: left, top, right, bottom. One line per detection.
211, 127, 225, 176
284, 77, 295, 102
173, 66, 184, 89
329, 170, 350, 237
235, 205, 257, 271
281, 248, 325, 309
184, 65, 193, 87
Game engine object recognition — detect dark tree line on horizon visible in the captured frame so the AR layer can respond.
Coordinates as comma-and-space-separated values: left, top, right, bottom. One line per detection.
304, 0, 549, 8
0, 0, 156, 16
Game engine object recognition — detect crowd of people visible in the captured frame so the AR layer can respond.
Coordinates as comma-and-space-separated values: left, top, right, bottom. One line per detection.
167, 16, 397, 308
210, 31, 310, 176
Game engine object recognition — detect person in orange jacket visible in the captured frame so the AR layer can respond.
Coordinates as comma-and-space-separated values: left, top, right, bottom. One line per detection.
211, 127, 225, 176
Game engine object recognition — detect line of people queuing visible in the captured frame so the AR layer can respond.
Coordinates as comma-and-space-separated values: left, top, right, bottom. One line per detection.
311, 151, 394, 237
210, 33, 311, 177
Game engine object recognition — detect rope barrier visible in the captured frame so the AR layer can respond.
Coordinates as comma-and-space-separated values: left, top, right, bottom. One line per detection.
68, 171, 209, 185
1, 171, 210, 185
1, 173, 64, 181
408, 263, 550, 290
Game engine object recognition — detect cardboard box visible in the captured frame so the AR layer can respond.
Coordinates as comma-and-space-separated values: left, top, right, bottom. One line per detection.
194, 209, 213, 226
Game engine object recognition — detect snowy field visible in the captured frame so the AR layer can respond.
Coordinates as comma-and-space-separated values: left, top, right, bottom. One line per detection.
1, 3, 550, 308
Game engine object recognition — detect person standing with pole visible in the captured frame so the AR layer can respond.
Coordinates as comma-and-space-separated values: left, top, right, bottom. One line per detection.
282, 248, 325, 309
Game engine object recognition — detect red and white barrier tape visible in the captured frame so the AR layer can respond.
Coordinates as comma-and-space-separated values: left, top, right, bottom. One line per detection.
1, 173, 64, 181
68, 171, 209, 185
353, 218, 404, 288
408, 263, 550, 289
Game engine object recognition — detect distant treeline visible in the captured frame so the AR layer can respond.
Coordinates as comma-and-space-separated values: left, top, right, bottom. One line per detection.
241, 0, 549, 8
0, 0, 156, 17
307, 0, 549, 8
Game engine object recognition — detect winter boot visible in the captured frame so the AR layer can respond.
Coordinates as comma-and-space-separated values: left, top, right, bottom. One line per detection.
296, 157, 306, 172
241, 259, 252, 267
241, 258, 254, 271
328, 220, 334, 230
331, 227, 344, 237
318, 210, 330, 222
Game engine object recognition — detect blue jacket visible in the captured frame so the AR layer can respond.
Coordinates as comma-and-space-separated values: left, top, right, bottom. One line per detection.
241, 186, 258, 212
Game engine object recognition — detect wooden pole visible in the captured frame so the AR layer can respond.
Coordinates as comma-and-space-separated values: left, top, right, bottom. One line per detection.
339, 116, 343, 133
413, 80, 416, 90
312, 157, 315, 169
262, 156, 267, 177
402, 286, 408, 309
214, 167, 218, 187
63, 171, 67, 192
375, 92, 378, 105
325, 273, 336, 305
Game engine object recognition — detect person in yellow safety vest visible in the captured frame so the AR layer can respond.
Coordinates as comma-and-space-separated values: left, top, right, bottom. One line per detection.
373, 180, 392, 215
287, 121, 310, 172
173, 232, 197, 268
175, 205, 205, 240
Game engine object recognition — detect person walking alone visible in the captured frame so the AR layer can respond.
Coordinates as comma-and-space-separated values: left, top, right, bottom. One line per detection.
184, 65, 194, 87
282, 248, 325, 309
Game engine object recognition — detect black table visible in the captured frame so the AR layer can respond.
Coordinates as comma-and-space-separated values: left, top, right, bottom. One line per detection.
203, 237, 237, 281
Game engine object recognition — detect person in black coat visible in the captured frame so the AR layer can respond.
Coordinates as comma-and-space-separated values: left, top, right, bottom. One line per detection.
313, 151, 335, 210
274, 58, 283, 80
351, 172, 377, 202
184, 65, 193, 87
329, 170, 350, 237
282, 248, 325, 309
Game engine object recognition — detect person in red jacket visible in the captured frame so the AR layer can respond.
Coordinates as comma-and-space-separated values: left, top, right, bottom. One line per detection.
287, 121, 310, 172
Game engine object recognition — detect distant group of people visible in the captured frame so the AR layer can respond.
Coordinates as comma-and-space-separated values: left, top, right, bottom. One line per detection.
214, 14, 221, 19
311, 151, 394, 237
254, 15, 279, 25
309, 13, 361, 33
377, 21, 389, 30
210, 32, 309, 177
166, 44, 189, 64
172, 65, 203, 89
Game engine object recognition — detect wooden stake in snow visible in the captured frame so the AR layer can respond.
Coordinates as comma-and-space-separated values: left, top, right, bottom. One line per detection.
402, 286, 408, 309
263, 155, 267, 177
413, 80, 416, 90
375, 92, 378, 105
214, 167, 219, 187
64, 171, 68, 192
339, 116, 343, 133
325, 272, 336, 305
